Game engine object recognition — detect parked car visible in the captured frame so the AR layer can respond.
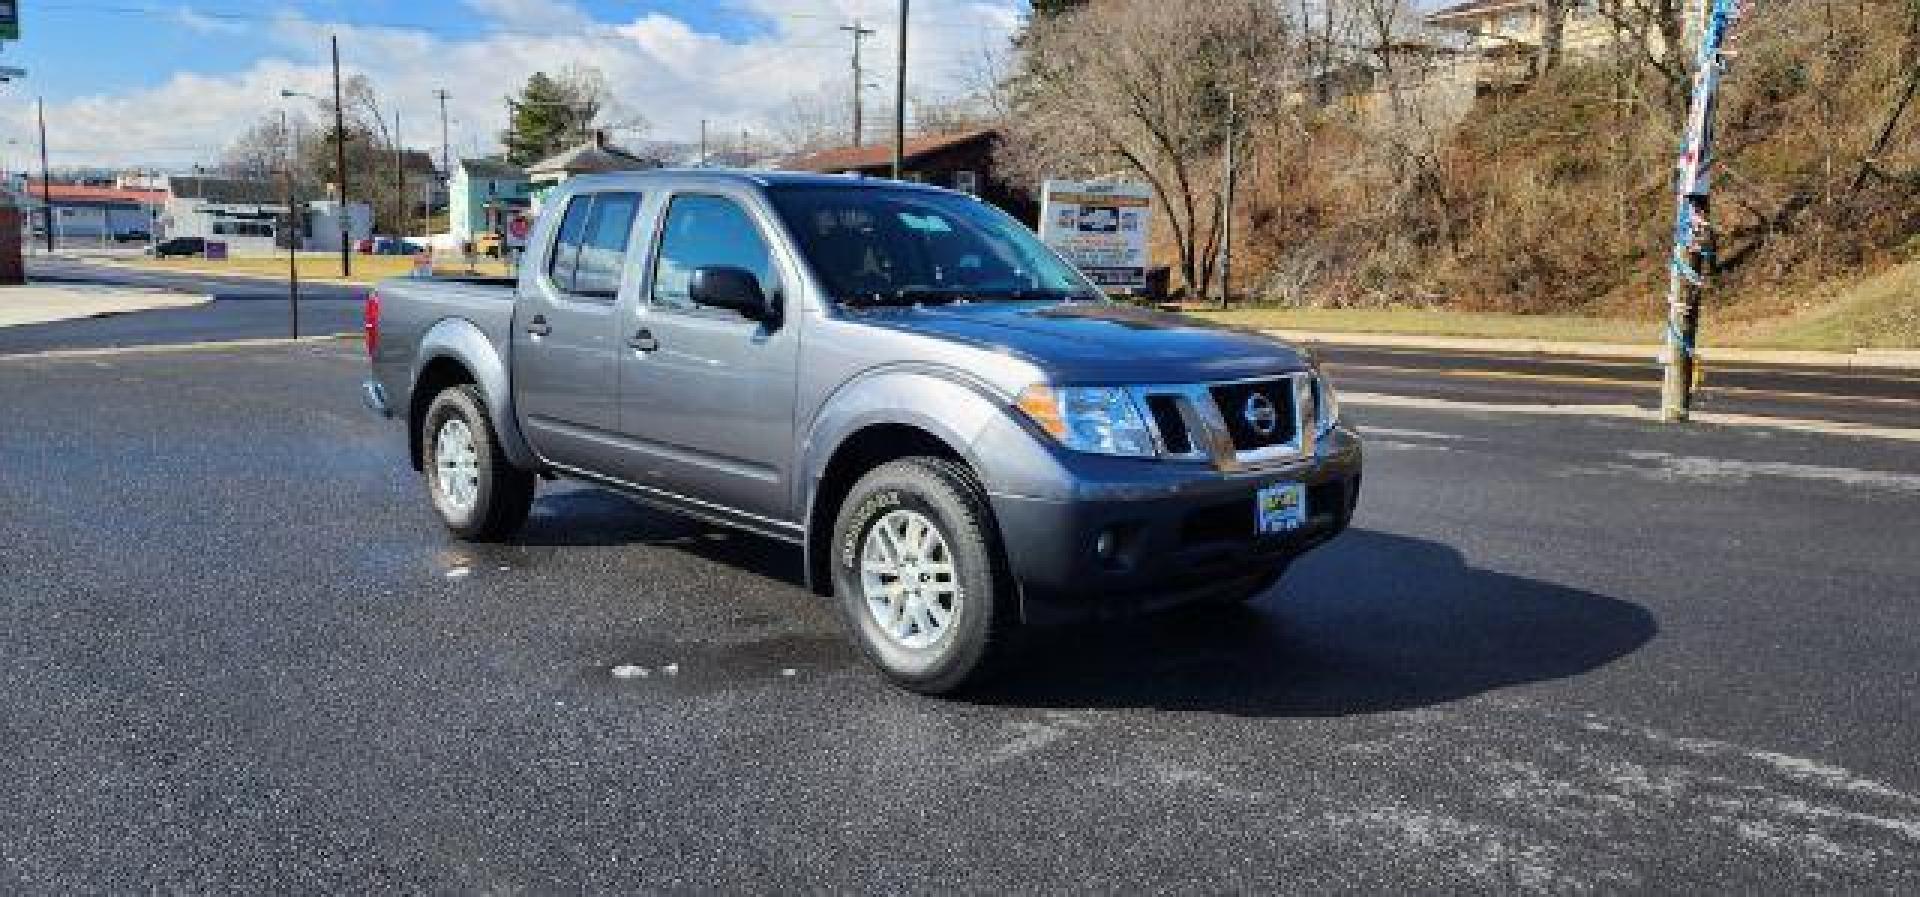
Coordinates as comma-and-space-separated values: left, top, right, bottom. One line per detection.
148, 237, 206, 258
360, 170, 1362, 694
114, 229, 152, 244
472, 232, 503, 259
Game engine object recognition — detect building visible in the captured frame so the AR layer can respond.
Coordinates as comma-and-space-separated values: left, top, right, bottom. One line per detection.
159, 176, 371, 256
19, 183, 165, 242
783, 129, 1036, 224
1423, 0, 1696, 92
449, 158, 533, 244
395, 149, 447, 218
525, 133, 661, 186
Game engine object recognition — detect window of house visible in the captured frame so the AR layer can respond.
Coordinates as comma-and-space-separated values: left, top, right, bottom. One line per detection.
547, 191, 641, 299
952, 170, 979, 195
650, 195, 776, 312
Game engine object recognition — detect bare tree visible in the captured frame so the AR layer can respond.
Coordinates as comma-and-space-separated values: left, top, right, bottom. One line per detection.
1002, 0, 1295, 296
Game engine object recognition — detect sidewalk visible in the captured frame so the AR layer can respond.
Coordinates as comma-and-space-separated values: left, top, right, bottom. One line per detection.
0, 284, 208, 328
1265, 329, 1920, 371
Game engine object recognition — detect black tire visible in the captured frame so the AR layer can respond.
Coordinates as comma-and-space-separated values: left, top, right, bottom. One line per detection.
830, 457, 1012, 695
420, 384, 536, 541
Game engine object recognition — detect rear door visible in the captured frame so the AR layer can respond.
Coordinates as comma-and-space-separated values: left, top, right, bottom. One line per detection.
614, 189, 802, 529
510, 189, 643, 471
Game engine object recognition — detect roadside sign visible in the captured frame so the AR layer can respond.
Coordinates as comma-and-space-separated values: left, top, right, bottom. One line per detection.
1039, 180, 1152, 291
410, 251, 433, 278
0, 2, 19, 41
205, 241, 228, 261
505, 213, 532, 249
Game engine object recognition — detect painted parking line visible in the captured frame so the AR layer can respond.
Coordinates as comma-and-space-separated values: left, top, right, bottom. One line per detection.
0, 333, 358, 361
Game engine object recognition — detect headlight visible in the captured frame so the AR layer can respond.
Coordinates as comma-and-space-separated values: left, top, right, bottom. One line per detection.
1313, 372, 1341, 434
1015, 384, 1156, 457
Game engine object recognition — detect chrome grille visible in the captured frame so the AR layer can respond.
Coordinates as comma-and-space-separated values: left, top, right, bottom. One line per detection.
1130, 373, 1317, 470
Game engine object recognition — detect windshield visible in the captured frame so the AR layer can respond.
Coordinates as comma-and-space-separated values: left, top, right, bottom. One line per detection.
767, 185, 1104, 306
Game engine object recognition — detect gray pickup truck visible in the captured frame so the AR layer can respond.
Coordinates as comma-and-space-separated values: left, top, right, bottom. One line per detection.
363, 170, 1361, 693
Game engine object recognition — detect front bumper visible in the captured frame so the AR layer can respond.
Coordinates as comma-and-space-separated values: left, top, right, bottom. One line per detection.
990, 425, 1362, 624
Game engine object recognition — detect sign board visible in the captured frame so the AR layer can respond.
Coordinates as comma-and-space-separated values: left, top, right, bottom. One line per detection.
205, 241, 228, 261
505, 213, 532, 249
1039, 179, 1152, 291
0, 2, 19, 41
410, 250, 433, 279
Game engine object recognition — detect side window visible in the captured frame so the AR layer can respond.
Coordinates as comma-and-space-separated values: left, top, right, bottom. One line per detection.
572, 192, 641, 298
650, 195, 777, 311
546, 191, 640, 299
547, 195, 593, 293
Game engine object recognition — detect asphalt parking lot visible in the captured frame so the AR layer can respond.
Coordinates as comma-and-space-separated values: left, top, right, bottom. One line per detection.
3, 340, 1917, 892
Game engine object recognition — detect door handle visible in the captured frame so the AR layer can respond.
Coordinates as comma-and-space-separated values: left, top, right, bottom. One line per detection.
628, 328, 659, 352
525, 315, 552, 337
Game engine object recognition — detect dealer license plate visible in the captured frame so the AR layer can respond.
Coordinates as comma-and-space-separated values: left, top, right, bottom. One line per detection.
1255, 482, 1308, 535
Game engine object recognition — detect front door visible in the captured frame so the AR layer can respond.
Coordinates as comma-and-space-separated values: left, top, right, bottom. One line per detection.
616, 190, 801, 528
511, 189, 642, 471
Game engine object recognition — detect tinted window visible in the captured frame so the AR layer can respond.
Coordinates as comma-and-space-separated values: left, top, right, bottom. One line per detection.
573, 193, 641, 297
547, 195, 593, 292
766, 186, 1095, 304
650, 195, 775, 311
546, 191, 639, 298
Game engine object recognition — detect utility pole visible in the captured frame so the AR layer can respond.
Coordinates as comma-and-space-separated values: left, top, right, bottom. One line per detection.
1659, 0, 1744, 422
892, 0, 909, 179
281, 108, 300, 339
433, 88, 452, 182
330, 34, 352, 277
841, 19, 876, 147
36, 97, 51, 253
699, 118, 708, 167
394, 110, 406, 240
1217, 89, 1237, 309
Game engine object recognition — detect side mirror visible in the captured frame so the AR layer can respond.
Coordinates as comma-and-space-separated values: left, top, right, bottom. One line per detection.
689, 265, 774, 321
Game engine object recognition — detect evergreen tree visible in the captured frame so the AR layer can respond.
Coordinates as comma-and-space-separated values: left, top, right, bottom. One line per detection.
502, 70, 603, 166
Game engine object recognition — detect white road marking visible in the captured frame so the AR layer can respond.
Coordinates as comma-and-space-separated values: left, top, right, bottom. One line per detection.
1344, 391, 1920, 442
0, 334, 354, 361
1609, 450, 1920, 493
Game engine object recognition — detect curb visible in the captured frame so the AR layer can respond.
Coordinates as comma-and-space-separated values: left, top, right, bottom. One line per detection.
1262, 329, 1920, 371
0, 333, 357, 361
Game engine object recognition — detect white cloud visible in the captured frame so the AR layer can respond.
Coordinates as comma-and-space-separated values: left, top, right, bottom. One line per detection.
171, 5, 248, 36
14, 0, 1024, 169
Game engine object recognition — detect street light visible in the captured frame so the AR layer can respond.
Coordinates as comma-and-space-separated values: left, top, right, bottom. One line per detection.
281, 35, 351, 276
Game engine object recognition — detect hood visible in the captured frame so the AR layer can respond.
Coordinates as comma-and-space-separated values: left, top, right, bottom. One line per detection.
845, 301, 1311, 383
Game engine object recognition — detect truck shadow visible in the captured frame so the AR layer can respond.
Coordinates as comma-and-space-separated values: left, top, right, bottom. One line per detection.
973, 529, 1657, 717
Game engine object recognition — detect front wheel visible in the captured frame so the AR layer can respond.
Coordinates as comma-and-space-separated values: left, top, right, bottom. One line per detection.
830, 457, 1012, 695
421, 384, 535, 541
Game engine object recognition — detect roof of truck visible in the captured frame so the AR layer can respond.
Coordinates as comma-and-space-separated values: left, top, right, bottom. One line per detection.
561, 168, 957, 192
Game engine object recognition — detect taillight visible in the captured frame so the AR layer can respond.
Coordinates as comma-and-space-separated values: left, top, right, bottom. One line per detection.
363, 291, 380, 357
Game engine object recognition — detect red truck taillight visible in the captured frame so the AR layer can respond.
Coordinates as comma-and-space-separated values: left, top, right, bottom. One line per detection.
363, 291, 381, 357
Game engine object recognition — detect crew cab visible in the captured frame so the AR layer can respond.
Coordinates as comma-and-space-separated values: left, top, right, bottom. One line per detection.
362, 170, 1362, 693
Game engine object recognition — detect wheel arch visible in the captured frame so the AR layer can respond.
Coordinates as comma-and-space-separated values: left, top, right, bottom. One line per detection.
408, 317, 536, 471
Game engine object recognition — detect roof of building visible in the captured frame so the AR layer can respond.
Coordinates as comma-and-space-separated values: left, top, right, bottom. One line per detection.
398, 149, 441, 175
1425, 0, 1537, 23
459, 157, 526, 179
526, 136, 660, 177
23, 183, 168, 206
166, 176, 282, 205
785, 130, 998, 174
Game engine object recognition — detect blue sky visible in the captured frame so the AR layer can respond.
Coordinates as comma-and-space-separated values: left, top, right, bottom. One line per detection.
4, 1, 1023, 168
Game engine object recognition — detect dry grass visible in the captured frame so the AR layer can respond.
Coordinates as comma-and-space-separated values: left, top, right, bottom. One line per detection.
1193, 306, 1663, 344
124, 253, 510, 285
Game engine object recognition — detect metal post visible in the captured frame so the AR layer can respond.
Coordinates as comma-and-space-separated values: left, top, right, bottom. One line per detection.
37, 97, 52, 253
892, 0, 909, 179
1218, 89, 1237, 309
699, 118, 708, 167
282, 109, 300, 339
1659, 0, 1742, 422
331, 35, 352, 277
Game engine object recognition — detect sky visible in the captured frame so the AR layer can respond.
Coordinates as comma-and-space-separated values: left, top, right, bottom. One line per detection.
0, 0, 1026, 170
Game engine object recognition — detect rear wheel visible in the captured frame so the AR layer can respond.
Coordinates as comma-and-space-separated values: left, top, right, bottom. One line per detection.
421, 385, 535, 541
830, 457, 1011, 695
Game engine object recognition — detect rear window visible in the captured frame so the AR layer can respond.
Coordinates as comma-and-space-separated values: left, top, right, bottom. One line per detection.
547, 191, 641, 299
